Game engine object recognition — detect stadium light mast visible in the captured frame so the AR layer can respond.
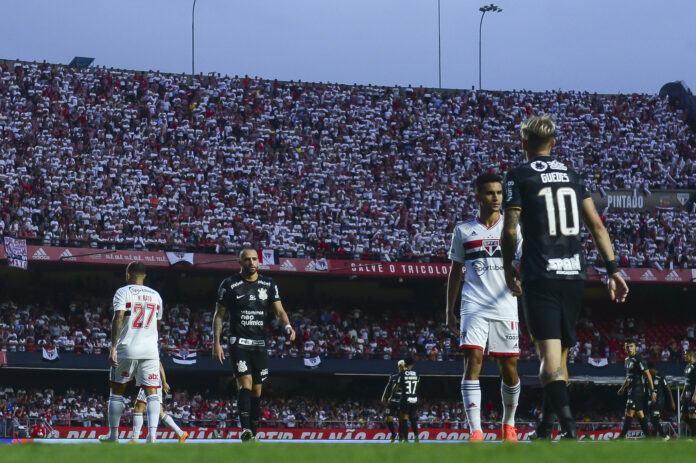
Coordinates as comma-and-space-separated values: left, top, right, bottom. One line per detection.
478, 3, 502, 90
438, 0, 442, 88
192, 0, 197, 75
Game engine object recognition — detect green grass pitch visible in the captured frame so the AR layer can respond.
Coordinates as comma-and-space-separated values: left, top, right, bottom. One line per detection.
2, 441, 696, 463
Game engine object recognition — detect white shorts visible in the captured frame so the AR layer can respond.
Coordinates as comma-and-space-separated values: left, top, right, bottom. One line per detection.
459, 314, 519, 356
136, 383, 163, 404
109, 358, 160, 387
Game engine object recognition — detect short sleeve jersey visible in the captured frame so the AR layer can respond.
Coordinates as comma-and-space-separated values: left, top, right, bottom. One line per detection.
685, 363, 696, 394
653, 374, 669, 406
503, 157, 591, 281
385, 373, 402, 404
398, 369, 420, 404
216, 274, 281, 341
448, 216, 522, 321
112, 284, 163, 360
625, 355, 647, 387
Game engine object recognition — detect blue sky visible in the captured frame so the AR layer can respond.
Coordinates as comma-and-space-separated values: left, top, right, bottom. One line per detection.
2, 0, 695, 93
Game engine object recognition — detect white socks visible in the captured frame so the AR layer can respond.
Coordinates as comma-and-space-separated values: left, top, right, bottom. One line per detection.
146, 394, 161, 442
108, 394, 125, 438
461, 380, 482, 433
501, 380, 521, 426
162, 413, 184, 437
132, 413, 143, 439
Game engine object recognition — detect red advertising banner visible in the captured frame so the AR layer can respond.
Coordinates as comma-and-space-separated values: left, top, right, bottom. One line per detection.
43, 426, 632, 441
0, 245, 693, 283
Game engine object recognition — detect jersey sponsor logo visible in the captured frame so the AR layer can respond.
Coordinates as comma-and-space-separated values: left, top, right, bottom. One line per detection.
260, 368, 269, 377
472, 260, 504, 276
148, 373, 159, 380
279, 260, 297, 271
546, 254, 581, 274
229, 280, 244, 290
547, 160, 567, 171
530, 160, 548, 172
121, 371, 131, 378
249, 294, 257, 301
665, 270, 682, 281
482, 239, 499, 256
32, 248, 50, 260
59, 249, 76, 261
236, 360, 248, 373
640, 269, 657, 281
505, 181, 514, 200
258, 288, 268, 300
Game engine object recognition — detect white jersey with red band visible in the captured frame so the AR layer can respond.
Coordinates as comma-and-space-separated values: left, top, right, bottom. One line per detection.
113, 284, 163, 359
448, 216, 522, 321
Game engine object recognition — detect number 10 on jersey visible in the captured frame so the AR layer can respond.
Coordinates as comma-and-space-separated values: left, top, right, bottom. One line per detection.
538, 187, 580, 236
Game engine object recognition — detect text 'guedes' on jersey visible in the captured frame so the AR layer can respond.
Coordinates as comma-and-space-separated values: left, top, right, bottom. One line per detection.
217, 274, 281, 340
448, 217, 522, 321
112, 284, 163, 359
503, 158, 591, 281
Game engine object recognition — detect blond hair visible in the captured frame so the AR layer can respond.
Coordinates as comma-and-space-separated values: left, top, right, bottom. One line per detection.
520, 114, 556, 152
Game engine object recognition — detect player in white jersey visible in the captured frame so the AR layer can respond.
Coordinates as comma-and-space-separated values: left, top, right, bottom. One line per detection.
129, 361, 189, 443
99, 262, 164, 443
446, 173, 523, 443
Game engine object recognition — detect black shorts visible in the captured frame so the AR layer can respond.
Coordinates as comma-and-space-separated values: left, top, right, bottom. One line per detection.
683, 394, 696, 416
385, 402, 401, 417
626, 386, 646, 411
521, 279, 584, 348
650, 399, 665, 418
399, 401, 418, 418
230, 345, 268, 384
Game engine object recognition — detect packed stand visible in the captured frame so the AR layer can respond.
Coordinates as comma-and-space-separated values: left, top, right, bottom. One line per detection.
1, 300, 693, 365
0, 61, 695, 265
0, 387, 630, 437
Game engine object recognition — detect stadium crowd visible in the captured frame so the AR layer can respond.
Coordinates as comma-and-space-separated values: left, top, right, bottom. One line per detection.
1, 61, 696, 266
0, 387, 629, 437
1, 299, 693, 365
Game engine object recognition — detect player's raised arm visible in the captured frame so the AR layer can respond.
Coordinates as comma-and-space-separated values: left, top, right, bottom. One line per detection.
213, 302, 227, 365
501, 208, 522, 297
581, 197, 628, 303
272, 301, 296, 342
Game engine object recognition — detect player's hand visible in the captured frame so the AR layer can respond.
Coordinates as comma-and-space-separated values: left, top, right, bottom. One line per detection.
617, 387, 624, 396
504, 266, 522, 297
163, 382, 171, 395
109, 348, 118, 368
651, 391, 657, 401
446, 310, 459, 336
607, 273, 628, 303
381, 398, 387, 405
286, 325, 296, 342
691, 394, 696, 405
213, 343, 226, 365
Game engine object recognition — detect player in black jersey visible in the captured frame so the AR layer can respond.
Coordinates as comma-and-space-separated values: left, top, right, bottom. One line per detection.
391, 358, 420, 443
501, 114, 629, 439
680, 349, 696, 436
381, 360, 405, 442
617, 340, 655, 438
212, 248, 296, 442
647, 364, 675, 439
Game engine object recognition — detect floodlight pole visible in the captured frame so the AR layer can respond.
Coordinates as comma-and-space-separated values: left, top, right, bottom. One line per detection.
478, 4, 501, 90
192, 0, 197, 75
438, 0, 442, 88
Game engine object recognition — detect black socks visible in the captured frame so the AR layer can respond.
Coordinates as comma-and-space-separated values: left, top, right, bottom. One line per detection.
543, 381, 575, 435
250, 396, 261, 436
238, 388, 251, 430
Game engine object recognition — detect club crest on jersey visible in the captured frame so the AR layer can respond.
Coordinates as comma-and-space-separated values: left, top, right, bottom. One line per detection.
237, 360, 248, 373
483, 239, 499, 256
258, 288, 268, 301
530, 160, 548, 172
